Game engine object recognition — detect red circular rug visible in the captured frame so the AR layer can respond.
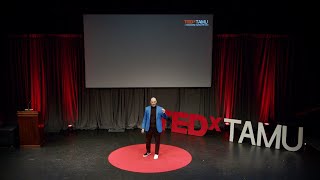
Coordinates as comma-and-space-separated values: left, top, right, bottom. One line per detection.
108, 144, 192, 173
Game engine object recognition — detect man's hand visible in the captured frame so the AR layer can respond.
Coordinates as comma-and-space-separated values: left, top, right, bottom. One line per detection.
162, 108, 166, 114
141, 129, 145, 134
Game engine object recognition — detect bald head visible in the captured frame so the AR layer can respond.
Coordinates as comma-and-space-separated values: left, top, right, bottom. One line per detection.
150, 97, 157, 107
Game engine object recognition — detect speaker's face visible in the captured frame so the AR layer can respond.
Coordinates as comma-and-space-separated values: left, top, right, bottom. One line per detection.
150, 98, 157, 107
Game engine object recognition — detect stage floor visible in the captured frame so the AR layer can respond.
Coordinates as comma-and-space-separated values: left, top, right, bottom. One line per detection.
0, 129, 319, 180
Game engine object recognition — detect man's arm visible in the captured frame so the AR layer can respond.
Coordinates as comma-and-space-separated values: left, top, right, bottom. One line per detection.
141, 109, 147, 129
161, 108, 168, 119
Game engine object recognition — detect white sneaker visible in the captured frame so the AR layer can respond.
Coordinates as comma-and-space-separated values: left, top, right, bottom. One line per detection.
143, 152, 151, 157
154, 154, 159, 160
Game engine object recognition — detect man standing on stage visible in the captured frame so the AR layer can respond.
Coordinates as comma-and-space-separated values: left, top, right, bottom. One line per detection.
141, 97, 167, 160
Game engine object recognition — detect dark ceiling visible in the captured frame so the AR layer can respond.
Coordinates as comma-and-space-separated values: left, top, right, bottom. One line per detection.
2, 0, 312, 34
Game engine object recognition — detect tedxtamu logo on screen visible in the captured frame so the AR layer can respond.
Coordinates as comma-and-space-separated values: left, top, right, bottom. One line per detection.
184, 20, 209, 26
162, 110, 304, 152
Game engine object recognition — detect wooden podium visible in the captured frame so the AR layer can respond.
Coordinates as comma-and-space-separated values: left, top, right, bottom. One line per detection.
17, 110, 44, 147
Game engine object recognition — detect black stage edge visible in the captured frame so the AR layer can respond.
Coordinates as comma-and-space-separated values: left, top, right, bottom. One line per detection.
0, 129, 319, 180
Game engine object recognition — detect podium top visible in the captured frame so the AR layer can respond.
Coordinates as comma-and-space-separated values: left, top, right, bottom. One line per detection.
17, 110, 39, 117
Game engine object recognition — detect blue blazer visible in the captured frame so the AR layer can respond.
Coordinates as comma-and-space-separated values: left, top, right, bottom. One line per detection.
141, 106, 168, 133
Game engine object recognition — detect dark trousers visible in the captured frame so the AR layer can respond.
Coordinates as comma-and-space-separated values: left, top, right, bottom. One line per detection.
146, 127, 160, 154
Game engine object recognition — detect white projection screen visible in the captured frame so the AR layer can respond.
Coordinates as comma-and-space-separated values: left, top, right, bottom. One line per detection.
83, 14, 213, 88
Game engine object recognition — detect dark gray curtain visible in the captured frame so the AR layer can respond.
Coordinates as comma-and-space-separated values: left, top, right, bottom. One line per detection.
76, 88, 214, 130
